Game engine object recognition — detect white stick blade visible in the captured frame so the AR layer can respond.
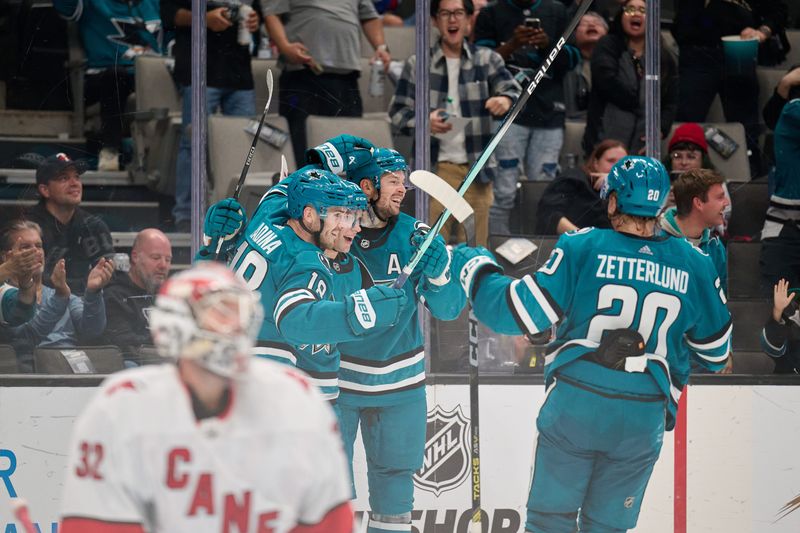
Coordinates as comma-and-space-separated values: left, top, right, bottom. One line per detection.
410, 170, 474, 223
266, 69, 273, 95
280, 155, 289, 179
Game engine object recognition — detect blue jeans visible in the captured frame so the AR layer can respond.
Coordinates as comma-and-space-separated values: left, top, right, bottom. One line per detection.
173, 86, 255, 223
490, 123, 563, 235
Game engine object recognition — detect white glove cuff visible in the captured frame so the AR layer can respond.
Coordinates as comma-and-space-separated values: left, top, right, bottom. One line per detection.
459, 255, 498, 296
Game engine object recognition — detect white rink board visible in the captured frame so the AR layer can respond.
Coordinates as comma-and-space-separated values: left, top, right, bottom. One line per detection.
0, 382, 799, 532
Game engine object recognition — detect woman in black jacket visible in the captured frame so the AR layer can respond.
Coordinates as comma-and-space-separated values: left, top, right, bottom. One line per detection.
582, 0, 679, 156
536, 139, 627, 235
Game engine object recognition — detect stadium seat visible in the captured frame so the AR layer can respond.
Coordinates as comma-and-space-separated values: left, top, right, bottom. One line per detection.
252, 58, 279, 112
562, 120, 586, 164
34, 346, 124, 374
358, 57, 395, 116
305, 115, 394, 150
515, 181, 552, 235
0, 345, 19, 374
661, 122, 751, 181
727, 241, 764, 299
757, 67, 787, 122
782, 30, 800, 68
728, 298, 772, 352
360, 26, 417, 60
727, 179, 769, 239
130, 56, 182, 195
207, 115, 295, 207
488, 234, 558, 277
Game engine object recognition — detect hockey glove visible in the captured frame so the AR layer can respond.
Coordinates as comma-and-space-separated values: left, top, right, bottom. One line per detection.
346, 285, 408, 335
198, 198, 246, 260
410, 228, 451, 286
306, 134, 375, 176
451, 244, 503, 300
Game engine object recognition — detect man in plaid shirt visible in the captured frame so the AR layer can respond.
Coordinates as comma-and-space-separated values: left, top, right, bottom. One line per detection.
388, 0, 521, 246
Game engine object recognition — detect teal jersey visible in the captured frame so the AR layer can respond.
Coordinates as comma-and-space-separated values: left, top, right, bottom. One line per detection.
471, 227, 732, 430
227, 215, 368, 401
338, 213, 466, 407
659, 207, 728, 292
250, 179, 466, 406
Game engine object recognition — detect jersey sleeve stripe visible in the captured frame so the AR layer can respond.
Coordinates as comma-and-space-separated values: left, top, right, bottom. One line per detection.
274, 289, 317, 325
686, 321, 733, 352
338, 373, 426, 393
252, 345, 297, 364
339, 351, 424, 375
507, 280, 538, 334
60, 517, 146, 533
521, 275, 562, 324
760, 328, 786, 357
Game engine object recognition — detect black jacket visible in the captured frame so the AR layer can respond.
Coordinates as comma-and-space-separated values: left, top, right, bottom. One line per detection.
535, 167, 611, 234
160, 0, 259, 89
23, 204, 114, 296
763, 313, 800, 374
583, 32, 678, 155
474, 0, 580, 128
101, 272, 155, 361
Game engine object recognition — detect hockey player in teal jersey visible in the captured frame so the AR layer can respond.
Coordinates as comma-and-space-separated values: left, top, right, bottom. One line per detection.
211, 168, 408, 403
452, 156, 732, 533
338, 148, 465, 533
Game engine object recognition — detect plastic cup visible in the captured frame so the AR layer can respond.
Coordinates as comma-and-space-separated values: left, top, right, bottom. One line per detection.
721, 35, 759, 77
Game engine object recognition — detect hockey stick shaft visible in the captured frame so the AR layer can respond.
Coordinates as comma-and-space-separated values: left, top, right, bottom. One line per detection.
465, 228, 481, 533
392, 0, 594, 289
214, 69, 273, 258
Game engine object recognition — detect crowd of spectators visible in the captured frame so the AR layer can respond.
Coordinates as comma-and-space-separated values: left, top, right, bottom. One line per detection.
0, 0, 799, 375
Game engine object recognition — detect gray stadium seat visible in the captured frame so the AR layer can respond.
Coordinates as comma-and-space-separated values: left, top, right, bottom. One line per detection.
360, 26, 417, 60
727, 179, 769, 239
34, 346, 124, 374
305, 115, 394, 150
515, 181, 552, 235
757, 67, 787, 121
207, 115, 295, 207
781, 30, 800, 68
130, 56, 182, 195
562, 120, 586, 163
727, 241, 763, 299
661, 122, 751, 181
728, 298, 772, 352
0, 345, 19, 374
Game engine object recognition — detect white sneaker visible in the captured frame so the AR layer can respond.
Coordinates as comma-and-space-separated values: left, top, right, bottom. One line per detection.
97, 148, 120, 171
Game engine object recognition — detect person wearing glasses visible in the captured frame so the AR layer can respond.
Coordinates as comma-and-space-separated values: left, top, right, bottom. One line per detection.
583, 0, 678, 156
23, 154, 115, 297
389, 0, 522, 246
663, 122, 732, 236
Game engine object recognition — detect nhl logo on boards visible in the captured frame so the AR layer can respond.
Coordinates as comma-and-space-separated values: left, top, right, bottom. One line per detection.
413, 405, 470, 497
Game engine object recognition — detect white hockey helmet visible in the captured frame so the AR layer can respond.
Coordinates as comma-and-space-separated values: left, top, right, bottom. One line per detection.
149, 262, 262, 378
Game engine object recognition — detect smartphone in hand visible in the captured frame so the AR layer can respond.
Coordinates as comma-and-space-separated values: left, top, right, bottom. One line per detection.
525, 17, 541, 30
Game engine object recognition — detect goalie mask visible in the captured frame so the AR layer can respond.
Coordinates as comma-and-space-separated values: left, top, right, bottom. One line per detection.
150, 263, 262, 378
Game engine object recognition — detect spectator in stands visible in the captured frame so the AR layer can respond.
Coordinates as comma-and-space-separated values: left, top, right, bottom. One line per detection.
763, 65, 800, 131
760, 97, 800, 294
583, 0, 678, 156
474, 0, 579, 236
1, 221, 113, 372
659, 169, 730, 292
264, 1, 391, 166
24, 154, 114, 296
374, 0, 406, 26
162, 0, 261, 233
673, 0, 789, 178
390, 0, 521, 246
663, 123, 731, 236
564, 11, 608, 119
102, 228, 172, 365
761, 278, 800, 374
535, 139, 626, 234
53, 0, 162, 171
0, 230, 42, 330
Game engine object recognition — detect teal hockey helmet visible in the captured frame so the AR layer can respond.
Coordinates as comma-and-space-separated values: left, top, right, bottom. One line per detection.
349, 147, 409, 189
287, 167, 368, 219
601, 156, 670, 217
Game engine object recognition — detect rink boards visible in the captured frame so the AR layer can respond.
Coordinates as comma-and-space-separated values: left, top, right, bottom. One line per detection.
0, 375, 799, 533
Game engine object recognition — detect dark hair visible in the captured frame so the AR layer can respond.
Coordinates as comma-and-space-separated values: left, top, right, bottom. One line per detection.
430, 0, 475, 18
662, 145, 716, 174
583, 139, 627, 175
672, 168, 726, 217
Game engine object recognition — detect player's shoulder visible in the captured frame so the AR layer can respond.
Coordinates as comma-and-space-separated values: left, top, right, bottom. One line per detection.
245, 359, 335, 426
394, 212, 427, 233
289, 249, 334, 276
556, 226, 600, 252
86, 365, 175, 418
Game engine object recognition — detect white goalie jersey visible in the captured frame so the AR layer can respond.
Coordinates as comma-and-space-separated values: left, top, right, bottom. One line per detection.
60, 359, 353, 533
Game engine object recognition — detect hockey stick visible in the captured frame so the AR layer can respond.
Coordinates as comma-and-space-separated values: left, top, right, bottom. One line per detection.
392, 0, 594, 289
214, 68, 274, 258
410, 171, 482, 532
